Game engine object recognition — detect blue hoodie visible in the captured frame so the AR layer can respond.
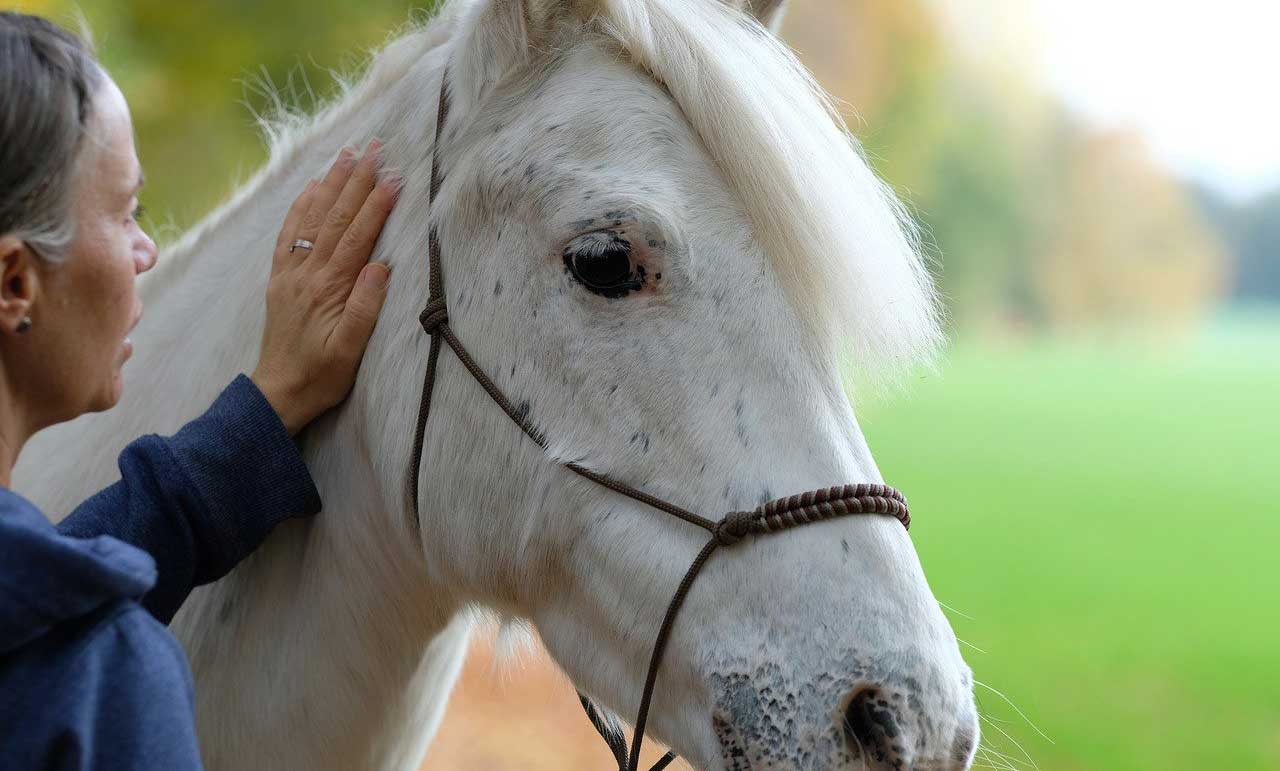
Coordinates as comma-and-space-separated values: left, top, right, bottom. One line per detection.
0, 375, 321, 770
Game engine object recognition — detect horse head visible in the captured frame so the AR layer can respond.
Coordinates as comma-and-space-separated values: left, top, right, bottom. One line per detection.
353, 0, 979, 766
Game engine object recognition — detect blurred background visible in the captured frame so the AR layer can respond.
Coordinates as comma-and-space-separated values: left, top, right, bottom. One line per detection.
12, 0, 1278, 768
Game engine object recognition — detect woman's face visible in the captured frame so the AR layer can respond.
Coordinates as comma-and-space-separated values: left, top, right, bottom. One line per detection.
32, 76, 157, 420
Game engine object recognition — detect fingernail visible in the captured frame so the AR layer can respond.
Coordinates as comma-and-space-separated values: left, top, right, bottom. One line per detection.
382, 174, 404, 199
361, 263, 391, 290
337, 146, 357, 167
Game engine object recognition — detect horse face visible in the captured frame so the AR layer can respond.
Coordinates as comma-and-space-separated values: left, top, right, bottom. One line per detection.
409, 0, 978, 767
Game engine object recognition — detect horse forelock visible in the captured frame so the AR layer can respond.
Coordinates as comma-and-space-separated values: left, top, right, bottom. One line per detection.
592, 0, 944, 384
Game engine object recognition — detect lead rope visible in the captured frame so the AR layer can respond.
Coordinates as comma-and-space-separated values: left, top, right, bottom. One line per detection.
408, 71, 911, 771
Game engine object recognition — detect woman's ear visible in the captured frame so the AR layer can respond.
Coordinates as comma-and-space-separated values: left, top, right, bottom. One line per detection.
0, 235, 41, 336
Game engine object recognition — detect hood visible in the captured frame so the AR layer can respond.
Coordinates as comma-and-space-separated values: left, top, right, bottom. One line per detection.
0, 488, 156, 654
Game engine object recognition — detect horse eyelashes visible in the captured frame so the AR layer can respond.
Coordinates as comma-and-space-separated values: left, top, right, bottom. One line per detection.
572, 244, 633, 287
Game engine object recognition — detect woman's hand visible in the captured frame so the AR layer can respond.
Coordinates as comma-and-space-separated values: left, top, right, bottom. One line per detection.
251, 140, 399, 435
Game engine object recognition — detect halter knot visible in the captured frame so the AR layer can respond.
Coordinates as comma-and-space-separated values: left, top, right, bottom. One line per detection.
713, 510, 757, 546
419, 300, 449, 333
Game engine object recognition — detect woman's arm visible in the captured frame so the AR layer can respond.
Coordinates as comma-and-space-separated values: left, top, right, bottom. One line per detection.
56, 142, 398, 623
56, 375, 319, 622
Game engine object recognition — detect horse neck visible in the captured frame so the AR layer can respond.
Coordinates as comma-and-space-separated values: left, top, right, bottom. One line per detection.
175, 515, 468, 771
164, 60, 478, 771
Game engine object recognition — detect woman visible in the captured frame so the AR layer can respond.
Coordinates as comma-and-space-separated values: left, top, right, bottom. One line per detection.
0, 13, 398, 768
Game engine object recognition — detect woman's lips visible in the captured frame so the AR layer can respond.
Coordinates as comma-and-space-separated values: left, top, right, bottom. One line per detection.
121, 301, 142, 362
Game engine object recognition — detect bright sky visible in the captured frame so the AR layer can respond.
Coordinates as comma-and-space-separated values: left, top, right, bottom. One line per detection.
1030, 0, 1280, 201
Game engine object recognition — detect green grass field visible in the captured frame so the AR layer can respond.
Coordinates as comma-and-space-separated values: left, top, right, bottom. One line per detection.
855, 313, 1280, 770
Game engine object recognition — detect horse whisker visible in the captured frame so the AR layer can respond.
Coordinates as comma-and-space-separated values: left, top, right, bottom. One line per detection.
974, 679, 1053, 743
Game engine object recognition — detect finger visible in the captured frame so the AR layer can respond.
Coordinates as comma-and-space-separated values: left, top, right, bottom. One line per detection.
313, 139, 382, 265
273, 179, 318, 270
296, 146, 358, 249
330, 263, 390, 365
327, 174, 400, 283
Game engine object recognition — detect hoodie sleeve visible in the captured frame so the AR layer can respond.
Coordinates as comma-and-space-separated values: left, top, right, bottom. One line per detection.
56, 375, 322, 624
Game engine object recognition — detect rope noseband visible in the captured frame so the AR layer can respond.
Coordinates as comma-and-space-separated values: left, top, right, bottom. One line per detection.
408, 71, 910, 771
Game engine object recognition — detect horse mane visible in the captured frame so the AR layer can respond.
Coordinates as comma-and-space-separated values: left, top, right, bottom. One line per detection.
593, 0, 943, 382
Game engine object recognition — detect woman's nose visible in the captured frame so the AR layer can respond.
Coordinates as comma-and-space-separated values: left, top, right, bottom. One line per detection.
134, 233, 158, 273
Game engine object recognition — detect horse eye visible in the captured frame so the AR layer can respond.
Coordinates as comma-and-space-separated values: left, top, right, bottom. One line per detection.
563, 235, 641, 298
573, 247, 631, 288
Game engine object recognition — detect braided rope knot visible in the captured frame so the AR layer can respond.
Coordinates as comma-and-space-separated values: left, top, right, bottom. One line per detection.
750, 484, 911, 533
713, 510, 757, 546
419, 300, 449, 333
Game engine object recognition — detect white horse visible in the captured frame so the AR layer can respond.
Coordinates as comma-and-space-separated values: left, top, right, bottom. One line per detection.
16, 0, 978, 768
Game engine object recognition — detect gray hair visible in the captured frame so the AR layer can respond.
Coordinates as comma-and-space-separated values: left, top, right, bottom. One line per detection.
0, 12, 103, 263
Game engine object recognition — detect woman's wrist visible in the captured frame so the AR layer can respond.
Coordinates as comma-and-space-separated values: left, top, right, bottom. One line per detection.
249, 369, 309, 436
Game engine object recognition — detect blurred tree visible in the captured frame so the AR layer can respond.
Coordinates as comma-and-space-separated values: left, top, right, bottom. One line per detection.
1196, 187, 1280, 302
785, 0, 1043, 328
784, 0, 1231, 334
15, 0, 431, 235
1037, 127, 1227, 330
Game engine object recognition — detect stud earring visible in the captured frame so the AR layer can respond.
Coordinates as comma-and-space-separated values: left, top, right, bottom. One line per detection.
16, 317, 31, 334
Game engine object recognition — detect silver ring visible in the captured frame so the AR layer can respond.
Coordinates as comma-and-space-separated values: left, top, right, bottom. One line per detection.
289, 238, 316, 253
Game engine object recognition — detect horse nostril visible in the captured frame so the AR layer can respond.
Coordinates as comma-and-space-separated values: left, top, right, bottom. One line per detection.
842, 687, 904, 764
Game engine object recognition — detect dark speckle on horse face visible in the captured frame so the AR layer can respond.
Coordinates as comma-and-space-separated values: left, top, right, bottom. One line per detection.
711, 664, 858, 770
626, 432, 651, 453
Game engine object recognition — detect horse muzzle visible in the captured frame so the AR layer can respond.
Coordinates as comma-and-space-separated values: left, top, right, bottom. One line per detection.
709, 653, 979, 770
